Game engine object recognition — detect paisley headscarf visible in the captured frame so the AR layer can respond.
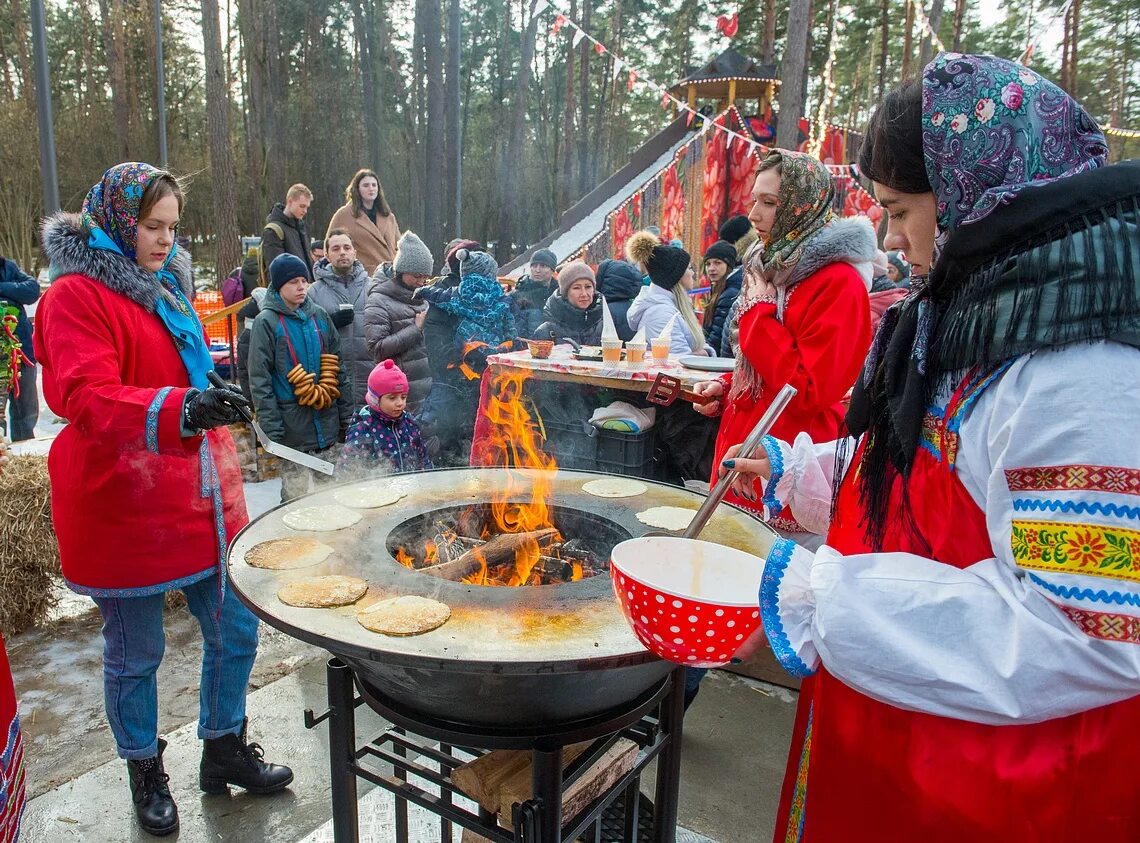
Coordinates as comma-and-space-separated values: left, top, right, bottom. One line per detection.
729, 150, 835, 400
922, 53, 1107, 248
846, 53, 1113, 549
81, 162, 163, 262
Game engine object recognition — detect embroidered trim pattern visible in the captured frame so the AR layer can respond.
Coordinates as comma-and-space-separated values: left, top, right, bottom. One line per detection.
144, 386, 174, 454
65, 566, 215, 599
1028, 573, 1140, 608
1013, 499, 1140, 520
0, 712, 26, 839
1055, 602, 1140, 644
761, 435, 787, 513
1012, 520, 1140, 583
917, 360, 1015, 469
783, 703, 813, 843
1006, 465, 1140, 495
759, 538, 816, 677
767, 513, 810, 534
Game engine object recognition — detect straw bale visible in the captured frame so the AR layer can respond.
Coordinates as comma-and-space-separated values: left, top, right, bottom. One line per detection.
0, 455, 60, 636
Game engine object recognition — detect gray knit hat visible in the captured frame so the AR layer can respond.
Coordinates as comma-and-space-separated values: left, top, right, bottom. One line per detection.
556, 261, 595, 296
530, 248, 557, 269
392, 231, 434, 277
457, 248, 499, 280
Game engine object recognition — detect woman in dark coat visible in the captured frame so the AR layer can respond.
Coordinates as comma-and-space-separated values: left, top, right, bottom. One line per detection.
535, 261, 604, 346
594, 258, 643, 342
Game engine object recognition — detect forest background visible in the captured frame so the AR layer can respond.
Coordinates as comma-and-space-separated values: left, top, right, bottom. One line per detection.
0, 0, 1137, 279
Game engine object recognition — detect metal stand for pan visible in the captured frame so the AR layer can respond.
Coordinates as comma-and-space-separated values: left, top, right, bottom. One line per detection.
306, 658, 686, 843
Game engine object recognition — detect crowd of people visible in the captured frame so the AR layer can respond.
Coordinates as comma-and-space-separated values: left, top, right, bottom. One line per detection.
2, 49, 1138, 842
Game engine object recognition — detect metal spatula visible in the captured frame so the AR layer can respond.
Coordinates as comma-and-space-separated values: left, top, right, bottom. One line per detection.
645, 372, 717, 407
207, 371, 336, 475
646, 384, 797, 540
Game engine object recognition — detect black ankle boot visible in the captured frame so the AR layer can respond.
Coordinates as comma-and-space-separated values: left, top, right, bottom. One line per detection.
199, 720, 293, 795
127, 738, 179, 836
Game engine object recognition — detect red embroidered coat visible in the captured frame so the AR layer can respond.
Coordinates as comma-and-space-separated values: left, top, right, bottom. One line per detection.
0, 636, 24, 843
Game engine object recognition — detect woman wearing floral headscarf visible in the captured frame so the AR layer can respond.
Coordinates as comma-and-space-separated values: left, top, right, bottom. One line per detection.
723, 55, 1140, 840
35, 163, 292, 836
691, 150, 876, 539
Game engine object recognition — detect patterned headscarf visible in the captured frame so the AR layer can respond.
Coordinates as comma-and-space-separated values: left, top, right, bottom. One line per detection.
921, 53, 1107, 245
81, 162, 162, 261
734, 151, 835, 322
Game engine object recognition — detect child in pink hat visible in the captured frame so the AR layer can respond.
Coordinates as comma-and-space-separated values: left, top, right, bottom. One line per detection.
339, 359, 433, 473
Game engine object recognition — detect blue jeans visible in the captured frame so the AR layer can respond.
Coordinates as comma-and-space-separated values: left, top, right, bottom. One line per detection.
93, 576, 260, 760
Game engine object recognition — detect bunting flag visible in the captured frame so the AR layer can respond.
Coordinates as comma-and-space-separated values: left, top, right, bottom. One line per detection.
551, 14, 566, 34
533, 0, 550, 15
661, 90, 671, 110
594, 41, 606, 55
627, 69, 637, 92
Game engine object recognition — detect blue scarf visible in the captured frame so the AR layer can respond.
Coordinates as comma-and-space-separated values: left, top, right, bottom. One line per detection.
87, 227, 214, 390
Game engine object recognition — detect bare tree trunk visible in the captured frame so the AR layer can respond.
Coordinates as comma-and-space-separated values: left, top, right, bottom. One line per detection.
919, 0, 945, 68
558, 0, 577, 214
422, 0, 446, 253
355, 0, 382, 171
201, 0, 241, 285
901, 0, 915, 80
497, 0, 540, 263
878, 0, 889, 100
776, 0, 811, 150
761, 0, 778, 65
445, 0, 462, 237
98, 0, 131, 159
577, 0, 592, 196
951, 0, 966, 51
1068, 0, 1081, 97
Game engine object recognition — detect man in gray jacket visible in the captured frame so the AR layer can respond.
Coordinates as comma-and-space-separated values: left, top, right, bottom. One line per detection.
308, 229, 373, 410
364, 232, 433, 413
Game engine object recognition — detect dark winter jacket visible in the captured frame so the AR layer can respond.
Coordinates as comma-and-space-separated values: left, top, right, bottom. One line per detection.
340, 406, 433, 474
240, 253, 261, 297
236, 290, 264, 403
417, 274, 515, 351
535, 290, 604, 346
0, 257, 40, 363
261, 203, 312, 274
422, 267, 462, 379
363, 267, 432, 408
247, 288, 351, 452
705, 265, 742, 357
595, 259, 642, 342
308, 258, 373, 410
510, 277, 557, 340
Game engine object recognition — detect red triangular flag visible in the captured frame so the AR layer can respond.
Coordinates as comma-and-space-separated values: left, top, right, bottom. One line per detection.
661, 90, 671, 110
594, 42, 606, 55
551, 14, 566, 34
686, 108, 695, 127
627, 69, 638, 92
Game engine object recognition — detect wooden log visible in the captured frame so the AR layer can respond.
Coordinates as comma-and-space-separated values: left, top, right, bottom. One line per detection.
419, 528, 559, 582
452, 742, 591, 812
498, 739, 638, 826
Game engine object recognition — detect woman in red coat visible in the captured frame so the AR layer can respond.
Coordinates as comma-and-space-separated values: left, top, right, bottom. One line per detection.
693, 150, 875, 539
35, 163, 292, 837
0, 441, 26, 842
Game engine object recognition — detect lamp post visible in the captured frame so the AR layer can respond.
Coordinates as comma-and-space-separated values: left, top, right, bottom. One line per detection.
30, 0, 59, 213
154, 0, 168, 166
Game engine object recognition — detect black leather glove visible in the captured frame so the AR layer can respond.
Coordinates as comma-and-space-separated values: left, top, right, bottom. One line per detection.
184, 385, 251, 431
330, 305, 355, 328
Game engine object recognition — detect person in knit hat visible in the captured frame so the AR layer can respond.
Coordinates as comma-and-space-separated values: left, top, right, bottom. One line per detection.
719, 214, 759, 262
510, 248, 559, 338
416, 248, 515, 354
700, 240, 740, 356
364, 231, 434, 414
339, 359, 432, 474
886, 249, 910, 287
535, 260, 605, 346
249, 252, 352, 501
625, 232, 711, 356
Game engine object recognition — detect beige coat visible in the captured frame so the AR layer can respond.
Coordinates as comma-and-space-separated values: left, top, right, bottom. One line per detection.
325, 203, 399, 274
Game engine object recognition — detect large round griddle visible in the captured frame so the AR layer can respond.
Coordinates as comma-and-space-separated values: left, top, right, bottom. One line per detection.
228, 467, 776, 728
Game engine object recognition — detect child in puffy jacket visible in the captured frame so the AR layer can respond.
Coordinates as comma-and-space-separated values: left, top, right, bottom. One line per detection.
340, 360, 433, 474
416, 249, 515, 367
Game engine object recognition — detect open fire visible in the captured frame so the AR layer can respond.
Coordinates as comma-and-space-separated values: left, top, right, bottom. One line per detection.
390, 369, 597, 587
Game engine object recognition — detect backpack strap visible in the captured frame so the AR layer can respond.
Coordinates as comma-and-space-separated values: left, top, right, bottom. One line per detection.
258, 222, 287, 286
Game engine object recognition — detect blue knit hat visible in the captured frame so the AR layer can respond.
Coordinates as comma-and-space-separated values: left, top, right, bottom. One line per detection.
268, 253, 310, 290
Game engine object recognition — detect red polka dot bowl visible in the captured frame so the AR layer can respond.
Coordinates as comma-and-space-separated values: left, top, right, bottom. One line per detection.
610, 536, 765, 668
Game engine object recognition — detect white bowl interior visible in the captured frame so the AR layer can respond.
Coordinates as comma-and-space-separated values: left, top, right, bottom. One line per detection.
611, 536, 765, 606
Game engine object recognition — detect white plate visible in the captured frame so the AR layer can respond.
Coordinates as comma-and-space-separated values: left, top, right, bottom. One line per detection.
678, 355, 734, 373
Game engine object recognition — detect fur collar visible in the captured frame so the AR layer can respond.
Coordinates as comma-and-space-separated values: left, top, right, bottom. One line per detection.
781, 216, 877, 292
41, 212, 194, 313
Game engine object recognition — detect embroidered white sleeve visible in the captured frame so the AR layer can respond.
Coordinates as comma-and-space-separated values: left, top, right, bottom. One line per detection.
762, 433, 849, 535
781, 342, 1140, 725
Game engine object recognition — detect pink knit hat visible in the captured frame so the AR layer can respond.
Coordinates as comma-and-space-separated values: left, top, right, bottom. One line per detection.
366, 359, 409, 410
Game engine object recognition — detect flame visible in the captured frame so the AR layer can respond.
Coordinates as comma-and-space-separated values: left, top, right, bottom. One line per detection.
469, 369, 561, 585
394, 547, 416, 569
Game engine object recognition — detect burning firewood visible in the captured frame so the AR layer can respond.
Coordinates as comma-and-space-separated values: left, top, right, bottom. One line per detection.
418, 528, 560, 582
